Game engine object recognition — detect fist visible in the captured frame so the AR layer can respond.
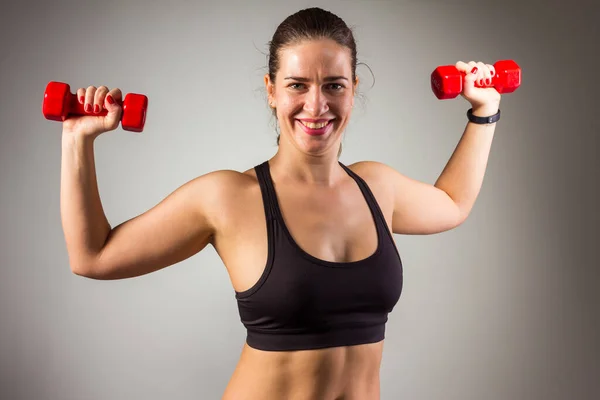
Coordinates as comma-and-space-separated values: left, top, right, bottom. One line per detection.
62, 85, 123, 138
455, 61, 501, 111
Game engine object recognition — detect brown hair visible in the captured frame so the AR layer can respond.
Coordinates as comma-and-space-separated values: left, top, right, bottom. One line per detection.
268, 7, 357, 84
268, 7, 358, 155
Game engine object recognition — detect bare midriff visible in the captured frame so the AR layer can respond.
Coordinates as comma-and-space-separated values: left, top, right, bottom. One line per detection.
222, 340, 384, 400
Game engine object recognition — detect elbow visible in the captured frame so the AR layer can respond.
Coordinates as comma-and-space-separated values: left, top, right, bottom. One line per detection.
70, 256, 122, 280
456, 209, 469, 227
440, 190, 470, 229
71, 265, 108, 280
455, 209, 469, 228
70, 262, 95, 278
450, 197, 471, 228
68, 255, 103, 279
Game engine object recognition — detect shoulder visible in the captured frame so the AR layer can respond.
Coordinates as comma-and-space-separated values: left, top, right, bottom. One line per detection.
345, 160, 401, 192
183, 167, 260, 204
344, 160, 401, 210
188, 168, 256, 189
346, 160, 394, 178
181, 166, 261, 221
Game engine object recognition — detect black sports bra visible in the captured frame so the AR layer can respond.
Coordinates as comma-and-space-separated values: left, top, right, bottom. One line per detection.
235, 161, 403, 351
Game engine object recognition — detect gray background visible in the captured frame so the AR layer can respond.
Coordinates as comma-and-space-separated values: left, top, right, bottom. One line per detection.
1, 0, 598, 399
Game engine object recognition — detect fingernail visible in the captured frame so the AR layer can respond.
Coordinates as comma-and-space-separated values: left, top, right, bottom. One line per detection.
94, 104, 100, 113
106, 95, 115, 105
471, 67, 478, 74
84, 104, 92, 113
79, 96, 84, 104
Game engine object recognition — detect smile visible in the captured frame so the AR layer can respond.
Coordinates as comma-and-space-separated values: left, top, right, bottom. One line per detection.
296, 119, 334, 136
299, 120, 329, 129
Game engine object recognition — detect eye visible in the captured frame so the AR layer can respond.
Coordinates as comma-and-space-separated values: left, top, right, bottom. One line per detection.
288, 83, 306, 90
327, 83, 345, 91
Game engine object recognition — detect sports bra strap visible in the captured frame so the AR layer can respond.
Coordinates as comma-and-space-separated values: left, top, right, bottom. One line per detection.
338, 162, 389, 229
256, 160, 389, 229
254, 161, 278, 221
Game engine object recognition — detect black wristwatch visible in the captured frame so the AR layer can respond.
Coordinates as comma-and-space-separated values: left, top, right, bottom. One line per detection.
467, 108, 501, 124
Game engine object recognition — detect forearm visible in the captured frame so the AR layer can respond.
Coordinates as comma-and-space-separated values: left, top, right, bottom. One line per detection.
434, 105, 499, 221
60, 133, 111, 272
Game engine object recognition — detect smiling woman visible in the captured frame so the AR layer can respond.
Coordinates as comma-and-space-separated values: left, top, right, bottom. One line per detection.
57, 6, 502, 400
266, 37, 358, 157
267, 8, 359, 158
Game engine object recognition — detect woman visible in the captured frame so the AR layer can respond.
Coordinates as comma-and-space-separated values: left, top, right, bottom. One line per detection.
60, 7, 501, 400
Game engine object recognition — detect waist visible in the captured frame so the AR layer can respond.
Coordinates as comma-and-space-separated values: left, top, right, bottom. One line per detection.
224, 340, 384, 400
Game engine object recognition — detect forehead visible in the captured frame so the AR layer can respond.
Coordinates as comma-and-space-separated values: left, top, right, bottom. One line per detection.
278, 39, 352, 77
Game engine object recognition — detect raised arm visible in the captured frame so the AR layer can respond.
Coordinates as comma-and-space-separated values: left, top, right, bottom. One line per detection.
352, 61, 502, 235
60, 84, 224, 280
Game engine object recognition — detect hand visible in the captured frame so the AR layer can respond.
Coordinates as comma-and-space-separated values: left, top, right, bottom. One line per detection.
455, 61, 501, 115
62, 85, 123, 138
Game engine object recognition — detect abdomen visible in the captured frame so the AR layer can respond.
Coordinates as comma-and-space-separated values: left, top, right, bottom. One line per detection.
222, 341, 384, 400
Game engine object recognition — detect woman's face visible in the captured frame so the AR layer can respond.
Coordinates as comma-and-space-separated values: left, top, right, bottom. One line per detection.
266, 39, 357, 156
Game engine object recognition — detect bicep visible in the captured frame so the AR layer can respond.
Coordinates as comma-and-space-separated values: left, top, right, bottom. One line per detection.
86, 175, 220, 280
391, 172, 463, 235
365, 162, 462, 235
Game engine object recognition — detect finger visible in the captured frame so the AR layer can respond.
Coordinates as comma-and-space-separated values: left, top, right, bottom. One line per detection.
104, 88, 123, 122
103, 88, 123, 131
466, 61, 484, 86
455, 60, 469, 73
84, 86, 97, 113
463, 68, 477, 88
455, 60, 478, 75
486, 63, 495, 84
76, 88, 86, 104
94, 86, 110, 113
467, 61, 481, 85
476, 61, 490, 86
458, 61, 478, 89
104, 88, 123, 110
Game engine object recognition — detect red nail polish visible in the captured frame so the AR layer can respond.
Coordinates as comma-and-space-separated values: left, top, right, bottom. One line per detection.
79, 96, 84, 104
84, 104, 91, 113
471, 67, 478, 74
106, 95, 115, 105
94, 104, 100, 113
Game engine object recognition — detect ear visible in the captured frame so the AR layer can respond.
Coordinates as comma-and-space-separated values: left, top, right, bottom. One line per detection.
264, 73, 275, 108
352, 76, 359, 96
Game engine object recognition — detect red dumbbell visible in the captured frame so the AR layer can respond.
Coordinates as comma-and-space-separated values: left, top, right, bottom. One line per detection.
430, 60, 521, 100
42, 81, 148, 132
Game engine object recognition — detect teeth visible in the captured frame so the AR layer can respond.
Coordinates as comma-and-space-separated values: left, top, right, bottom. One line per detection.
300, 121, 329, 129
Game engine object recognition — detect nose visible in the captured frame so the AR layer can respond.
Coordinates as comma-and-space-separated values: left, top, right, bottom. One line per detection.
303, 87, 329, 116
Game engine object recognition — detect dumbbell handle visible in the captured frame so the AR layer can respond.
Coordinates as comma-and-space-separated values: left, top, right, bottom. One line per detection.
431, 60, 521, 100
42, 81, 148, 132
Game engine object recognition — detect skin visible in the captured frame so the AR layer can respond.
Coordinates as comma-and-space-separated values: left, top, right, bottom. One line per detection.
60, 38, 501, 399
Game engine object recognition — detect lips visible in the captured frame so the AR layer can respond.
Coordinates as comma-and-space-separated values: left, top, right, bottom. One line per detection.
296, 119, 335, 136
298, 119, 330, 129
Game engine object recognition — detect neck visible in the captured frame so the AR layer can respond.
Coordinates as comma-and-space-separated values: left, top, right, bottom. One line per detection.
269, 146, 344, 187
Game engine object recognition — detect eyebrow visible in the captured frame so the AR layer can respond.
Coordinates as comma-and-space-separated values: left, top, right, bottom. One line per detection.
284, 76, 349, 82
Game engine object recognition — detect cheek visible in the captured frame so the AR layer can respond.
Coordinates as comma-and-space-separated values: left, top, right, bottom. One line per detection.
333, 97, 354, 116
278, 97, 303, 116
344, 100, 354, 113
276, 94, 354, 118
